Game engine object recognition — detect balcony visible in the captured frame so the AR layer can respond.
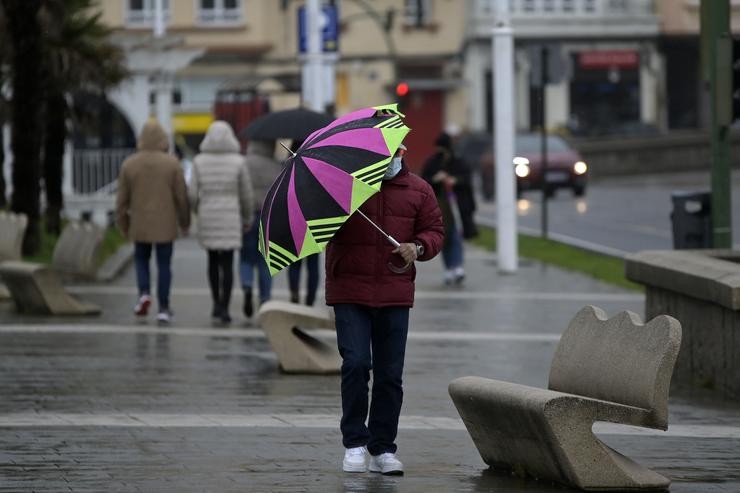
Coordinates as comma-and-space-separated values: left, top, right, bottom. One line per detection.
470, 0, 659, 39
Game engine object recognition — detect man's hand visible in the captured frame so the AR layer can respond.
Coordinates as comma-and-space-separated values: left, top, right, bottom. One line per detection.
392, 242, 418, 264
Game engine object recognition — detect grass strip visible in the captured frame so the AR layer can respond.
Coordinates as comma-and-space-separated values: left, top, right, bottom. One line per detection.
470, 226, 642, 292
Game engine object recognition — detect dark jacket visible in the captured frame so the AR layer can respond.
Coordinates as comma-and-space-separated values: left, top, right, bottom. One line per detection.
421, 147, 477, 239
325, 167, 444, 307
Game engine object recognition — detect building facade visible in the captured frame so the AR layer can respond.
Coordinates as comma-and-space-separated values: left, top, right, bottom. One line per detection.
464, 0, 662, 137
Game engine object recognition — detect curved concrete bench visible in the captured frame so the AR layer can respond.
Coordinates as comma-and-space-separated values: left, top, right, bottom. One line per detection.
0, 221, 102, 315
257, 300, 340, 374
0, 261, 100, 315
0, 212, 28, 300
449, 305, 682, 491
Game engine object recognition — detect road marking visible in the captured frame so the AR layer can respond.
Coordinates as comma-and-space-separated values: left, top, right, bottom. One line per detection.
64, 285, 642, 302
0, 413, 736, 438
0, 324, 561, 342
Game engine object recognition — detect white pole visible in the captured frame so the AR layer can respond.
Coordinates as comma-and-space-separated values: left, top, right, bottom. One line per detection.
153, 0, 165, 38
493, 1, 518, 273
306, 0, 324, 112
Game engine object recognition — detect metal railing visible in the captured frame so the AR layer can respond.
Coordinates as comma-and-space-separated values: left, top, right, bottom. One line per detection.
475, 0, 653, 16
71, 148, 134, 196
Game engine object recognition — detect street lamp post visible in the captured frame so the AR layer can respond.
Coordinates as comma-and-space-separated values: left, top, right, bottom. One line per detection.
492, 1, 518, 273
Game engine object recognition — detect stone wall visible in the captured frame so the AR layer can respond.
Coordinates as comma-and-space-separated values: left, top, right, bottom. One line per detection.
625, 249, 740, 400
571, 131, 740, 178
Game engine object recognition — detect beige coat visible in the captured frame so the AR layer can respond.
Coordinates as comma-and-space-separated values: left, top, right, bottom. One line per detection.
115, 120, 190, 243
245, 140, 282, 211
188, 121, 254, 250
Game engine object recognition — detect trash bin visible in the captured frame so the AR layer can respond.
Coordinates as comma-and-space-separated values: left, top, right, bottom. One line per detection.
670, 191, 713, 249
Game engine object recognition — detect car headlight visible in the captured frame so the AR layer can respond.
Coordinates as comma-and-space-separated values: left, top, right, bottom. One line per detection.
573, 161, 588, 175
513, 157, 530, 178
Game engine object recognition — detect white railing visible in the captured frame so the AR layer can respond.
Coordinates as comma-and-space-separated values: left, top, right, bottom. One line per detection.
71, 148, 135, 196
475, 0, 654, 16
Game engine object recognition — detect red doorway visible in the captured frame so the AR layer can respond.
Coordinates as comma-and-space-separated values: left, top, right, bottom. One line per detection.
399, 90, 443, 174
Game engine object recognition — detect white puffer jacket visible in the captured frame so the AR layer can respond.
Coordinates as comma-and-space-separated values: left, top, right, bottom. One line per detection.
189, 121, 254, 250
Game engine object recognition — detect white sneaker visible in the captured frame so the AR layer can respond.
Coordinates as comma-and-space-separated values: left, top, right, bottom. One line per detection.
368, 452, 404, 475
342, 446, 368, 473
133, 295, 151, 317
156, 309, 173, 325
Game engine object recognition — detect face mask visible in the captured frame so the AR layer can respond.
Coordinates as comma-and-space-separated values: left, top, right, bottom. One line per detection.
383, 157, 403, 180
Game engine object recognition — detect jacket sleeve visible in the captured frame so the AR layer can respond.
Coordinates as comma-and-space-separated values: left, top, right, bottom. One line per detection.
187, 161, 199, 214
239, 159, 255, 227
173, 162, 191, 230
413, 183, 445, 261
115, 163, 130, 237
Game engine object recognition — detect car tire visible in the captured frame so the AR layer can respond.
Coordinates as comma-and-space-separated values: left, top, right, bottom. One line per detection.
573, 185, 586, 197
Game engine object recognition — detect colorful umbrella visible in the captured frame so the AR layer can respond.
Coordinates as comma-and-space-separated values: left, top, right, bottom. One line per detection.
258, 103, 410, 276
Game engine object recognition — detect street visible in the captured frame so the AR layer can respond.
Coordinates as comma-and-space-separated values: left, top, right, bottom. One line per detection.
476, 171, 740, 256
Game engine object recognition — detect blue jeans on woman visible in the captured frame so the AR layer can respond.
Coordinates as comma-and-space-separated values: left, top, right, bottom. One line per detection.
134, 242, 173, 310
441, 222, 464, 270
240, 211, 272, 303
333, 303, 409, 456
288, 253, 320, 305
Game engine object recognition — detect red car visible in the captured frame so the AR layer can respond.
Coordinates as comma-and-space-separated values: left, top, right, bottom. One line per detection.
477, 133, 588, 199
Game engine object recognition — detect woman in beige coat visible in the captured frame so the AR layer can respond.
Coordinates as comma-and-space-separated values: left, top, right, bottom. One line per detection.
116, 119, 190, 324
189, 121, 254, 324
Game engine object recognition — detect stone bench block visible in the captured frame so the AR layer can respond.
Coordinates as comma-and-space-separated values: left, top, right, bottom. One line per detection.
257, 300, 340, 374
0, 261, 100, 315
449, 306, 682, 491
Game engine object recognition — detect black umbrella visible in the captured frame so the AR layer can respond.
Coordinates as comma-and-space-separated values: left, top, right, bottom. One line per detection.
240, 107, 334, 141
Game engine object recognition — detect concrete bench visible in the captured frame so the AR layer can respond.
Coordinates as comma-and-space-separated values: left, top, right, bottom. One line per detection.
0, 222, 103, 315
449, 305, 682, 491
257, 300, 340, 374
0, 211, 27, 262
0, 212, 28, 300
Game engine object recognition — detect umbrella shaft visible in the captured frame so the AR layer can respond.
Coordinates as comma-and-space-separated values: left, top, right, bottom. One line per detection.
356, 210, 400, 248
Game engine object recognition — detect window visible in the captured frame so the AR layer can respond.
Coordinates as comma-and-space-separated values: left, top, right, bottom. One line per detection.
403, 0, 432, 27
197, 0, 243, 25
126, 0, 170, 26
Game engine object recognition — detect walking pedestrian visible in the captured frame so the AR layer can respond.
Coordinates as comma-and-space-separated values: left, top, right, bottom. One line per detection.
421, 129, 475, 285
240, 139, 282, 317
189, 121, 254, 324
116, 119, 190, 324
326, 144, 444, 475
285, 139, 320, 307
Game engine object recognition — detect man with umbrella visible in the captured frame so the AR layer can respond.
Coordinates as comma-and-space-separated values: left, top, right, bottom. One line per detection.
326, 143, 444, 475
258, 105, 443, 475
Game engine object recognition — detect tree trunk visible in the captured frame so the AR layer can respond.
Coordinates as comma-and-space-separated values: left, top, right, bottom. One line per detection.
2, 0, 43, 255
0, 124, 6, 209
43, 91, 66, 235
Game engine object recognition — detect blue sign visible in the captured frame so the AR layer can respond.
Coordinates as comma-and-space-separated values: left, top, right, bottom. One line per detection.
298, 4, 339, 54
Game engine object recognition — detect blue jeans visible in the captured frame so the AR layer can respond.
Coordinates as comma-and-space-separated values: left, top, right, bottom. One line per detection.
240, 212, 272, 303
333, 303, 409, 456
288, 254, 320, 305
442, 222, 464, 270
134, 242, 173, 310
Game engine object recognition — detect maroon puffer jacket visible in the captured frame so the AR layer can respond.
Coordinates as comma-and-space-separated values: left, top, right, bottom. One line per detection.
325, 167, 444, 307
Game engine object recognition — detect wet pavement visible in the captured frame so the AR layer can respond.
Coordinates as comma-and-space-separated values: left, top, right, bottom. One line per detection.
1, 239, 739, 492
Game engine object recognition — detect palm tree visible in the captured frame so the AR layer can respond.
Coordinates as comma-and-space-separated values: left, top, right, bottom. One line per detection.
41, 0, 127, 234
1, 0, 44, 254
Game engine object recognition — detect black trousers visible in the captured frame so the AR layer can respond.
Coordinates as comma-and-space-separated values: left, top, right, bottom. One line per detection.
207, 250, 234, 310
334, 303, 410, 456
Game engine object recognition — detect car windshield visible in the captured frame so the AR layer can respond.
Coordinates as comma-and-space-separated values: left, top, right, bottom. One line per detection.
516, 135, 570, 153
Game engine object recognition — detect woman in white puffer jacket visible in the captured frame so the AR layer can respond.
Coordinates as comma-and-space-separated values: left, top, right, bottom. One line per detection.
189, 121, 254, 324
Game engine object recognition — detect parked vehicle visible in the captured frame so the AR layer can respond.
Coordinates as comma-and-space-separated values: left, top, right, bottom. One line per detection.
474, 133, 588, 199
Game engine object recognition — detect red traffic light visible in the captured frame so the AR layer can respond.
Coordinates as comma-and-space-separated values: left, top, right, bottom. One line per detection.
395, 82, 409, 97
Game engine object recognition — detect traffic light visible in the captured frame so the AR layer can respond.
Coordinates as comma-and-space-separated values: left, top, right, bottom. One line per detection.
395, 82, 409, 98
734, 37, 740, 122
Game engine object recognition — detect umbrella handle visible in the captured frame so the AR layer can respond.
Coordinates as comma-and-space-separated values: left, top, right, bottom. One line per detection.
387, 258, 413, 274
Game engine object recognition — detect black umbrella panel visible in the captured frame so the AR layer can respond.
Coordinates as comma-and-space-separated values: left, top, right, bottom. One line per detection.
241, 107, 334, 141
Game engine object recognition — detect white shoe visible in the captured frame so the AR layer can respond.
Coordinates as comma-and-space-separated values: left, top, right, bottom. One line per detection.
156, 309, 173, 325
342, 446, 368, 473
368, 452, 404, 475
